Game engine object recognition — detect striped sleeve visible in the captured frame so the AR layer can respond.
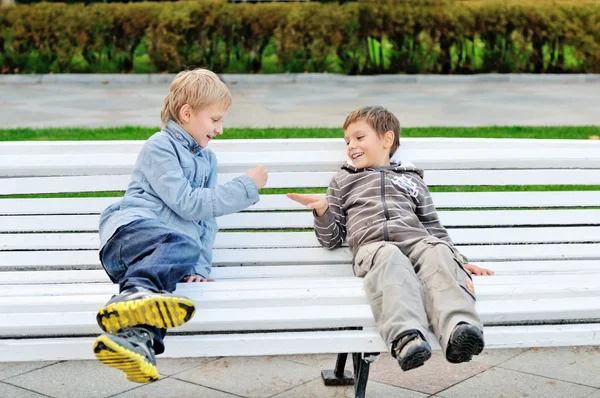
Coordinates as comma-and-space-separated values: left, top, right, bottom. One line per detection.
313, 178, 346, 249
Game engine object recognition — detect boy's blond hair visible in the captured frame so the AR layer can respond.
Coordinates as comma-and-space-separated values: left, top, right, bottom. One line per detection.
160, 68, 232, 127
343, 106, 401, 157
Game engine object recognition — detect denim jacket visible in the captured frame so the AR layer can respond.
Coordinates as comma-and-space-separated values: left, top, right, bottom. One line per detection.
99, 120, 260, 278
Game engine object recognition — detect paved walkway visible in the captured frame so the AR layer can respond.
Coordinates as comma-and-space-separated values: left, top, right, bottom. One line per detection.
1, 348, 599, 398
1, 75, 599, 128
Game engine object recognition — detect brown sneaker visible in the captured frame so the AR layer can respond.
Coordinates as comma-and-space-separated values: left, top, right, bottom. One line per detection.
446, 323, 485, 363
393, 331, 432, 371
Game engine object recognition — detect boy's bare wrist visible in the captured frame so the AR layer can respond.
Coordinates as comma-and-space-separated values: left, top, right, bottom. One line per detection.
314, 205, 328, 217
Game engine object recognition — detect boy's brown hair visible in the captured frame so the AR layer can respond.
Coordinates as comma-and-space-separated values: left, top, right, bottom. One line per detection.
160, 68, 232, 127
343, 106, 401, 157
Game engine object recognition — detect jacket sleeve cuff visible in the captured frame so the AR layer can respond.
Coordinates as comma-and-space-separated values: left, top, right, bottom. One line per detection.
192, 265, 211, 279
237, 174, 260, 204
313, 206, 335, 227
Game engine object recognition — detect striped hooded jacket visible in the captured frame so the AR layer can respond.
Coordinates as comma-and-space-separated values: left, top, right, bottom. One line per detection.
313, 161, 468, 263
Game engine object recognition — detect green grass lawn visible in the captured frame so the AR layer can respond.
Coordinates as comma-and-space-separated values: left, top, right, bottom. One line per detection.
1, 126, 599, 141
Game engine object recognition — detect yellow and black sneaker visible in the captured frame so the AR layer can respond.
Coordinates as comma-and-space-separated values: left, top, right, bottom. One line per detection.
93, 327, 159, 383
96, 287, 196, 334
446, 323, 485, 364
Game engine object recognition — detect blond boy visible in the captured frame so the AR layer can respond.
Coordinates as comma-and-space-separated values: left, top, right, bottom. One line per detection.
93, 69, 268, 382
288, 106, 492, 371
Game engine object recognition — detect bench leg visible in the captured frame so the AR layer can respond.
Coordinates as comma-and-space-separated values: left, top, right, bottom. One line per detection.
322, 352, 380, 398
352, 352, 379, 398
321, 353, 354, 386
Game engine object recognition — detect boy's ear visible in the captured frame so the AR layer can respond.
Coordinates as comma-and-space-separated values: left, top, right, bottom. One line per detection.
383, 130, 395, 149
179, 104, 192, 123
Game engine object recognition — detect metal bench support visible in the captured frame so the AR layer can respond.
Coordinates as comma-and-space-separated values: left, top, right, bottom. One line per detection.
322, 352, 380, 398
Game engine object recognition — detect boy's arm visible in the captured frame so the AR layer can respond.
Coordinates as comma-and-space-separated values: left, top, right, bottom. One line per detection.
415, 179, 470, 264
313, 179, 347, 249
191, 217, 218, 278
287, 180, 346, 249
143, 144, 260, 221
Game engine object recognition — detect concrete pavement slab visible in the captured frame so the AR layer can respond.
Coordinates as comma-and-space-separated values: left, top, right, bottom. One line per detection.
173, 356, 319, 398
1, 79, 599, 128
436, 367, 596, 398
156, 357, 220, 377
270, 378, 428, 398
0, 361, 58, 381
367, 352, 490, 395
111, 377, 240, 398
5, 360, 146, 398
471, 348, 529, 366
278, 354, 340, 370
584, 389, 600, 398
0, 382, 50, 398
498, 346, 600, 388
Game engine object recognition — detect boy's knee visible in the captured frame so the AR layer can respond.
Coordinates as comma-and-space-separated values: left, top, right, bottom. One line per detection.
375, 244, 411, 267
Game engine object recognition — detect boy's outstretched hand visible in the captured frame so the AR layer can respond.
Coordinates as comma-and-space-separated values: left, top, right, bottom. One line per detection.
286, 193, 329, 217
464, 263, 494, 276
247, 165, 268, 190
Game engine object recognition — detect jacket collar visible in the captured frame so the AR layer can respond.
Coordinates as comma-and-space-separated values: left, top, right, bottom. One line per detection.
164, 119, 202, 154
342, 161, 424, 178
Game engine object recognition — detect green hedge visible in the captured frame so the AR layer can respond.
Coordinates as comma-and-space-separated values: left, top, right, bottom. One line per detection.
1, 0, 599, 74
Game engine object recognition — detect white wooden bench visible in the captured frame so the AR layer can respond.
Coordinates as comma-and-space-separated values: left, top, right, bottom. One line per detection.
1, 138, 599, 397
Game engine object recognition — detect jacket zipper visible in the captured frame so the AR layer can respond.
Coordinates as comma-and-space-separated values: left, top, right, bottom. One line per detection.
380, 171, 390, 241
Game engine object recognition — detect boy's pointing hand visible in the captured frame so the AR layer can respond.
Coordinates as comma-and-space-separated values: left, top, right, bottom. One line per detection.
286, 193, 329, 217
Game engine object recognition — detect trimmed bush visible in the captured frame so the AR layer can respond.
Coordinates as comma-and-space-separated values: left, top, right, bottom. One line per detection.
1, 0, 598, 74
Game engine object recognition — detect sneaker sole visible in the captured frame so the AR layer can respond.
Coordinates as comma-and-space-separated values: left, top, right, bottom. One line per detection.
446, 326, 485, 364
97, 296, 196, 333
93, 334, 159, 383
400, 346, 432, 371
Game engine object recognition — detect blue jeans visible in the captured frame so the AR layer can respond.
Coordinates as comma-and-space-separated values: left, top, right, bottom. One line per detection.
99, 218, 201, 354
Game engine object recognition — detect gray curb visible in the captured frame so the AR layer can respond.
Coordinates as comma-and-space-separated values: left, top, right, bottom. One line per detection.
1, 73, 599, 85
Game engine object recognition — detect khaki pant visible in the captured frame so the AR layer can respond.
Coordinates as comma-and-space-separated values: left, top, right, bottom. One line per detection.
354, 238, 482, 354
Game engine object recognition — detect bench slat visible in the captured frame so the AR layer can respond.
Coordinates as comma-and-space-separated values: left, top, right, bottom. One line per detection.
2, 227, 599, 251
0, 278, 364, 296
3, 273, 599, 295
2, 209, 599, 233
0, 265, 353, 284
3, 323, 599, 362
2, 276, 600, 313
2, 296, 599, 337
3, 260, 600, 285
2, 138, 596, 156
4, 148, 600, 177
3, 191, 600, 216
3, 323, 600, 362
3, 169, 600, 195
1, 244, 599, 270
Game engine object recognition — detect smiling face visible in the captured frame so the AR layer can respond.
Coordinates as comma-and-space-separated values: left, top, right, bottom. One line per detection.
179, 102, 229, 148
344, 120, 394, 169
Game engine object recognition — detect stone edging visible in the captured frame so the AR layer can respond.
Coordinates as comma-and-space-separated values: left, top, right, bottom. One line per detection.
1, 73, 599, 85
